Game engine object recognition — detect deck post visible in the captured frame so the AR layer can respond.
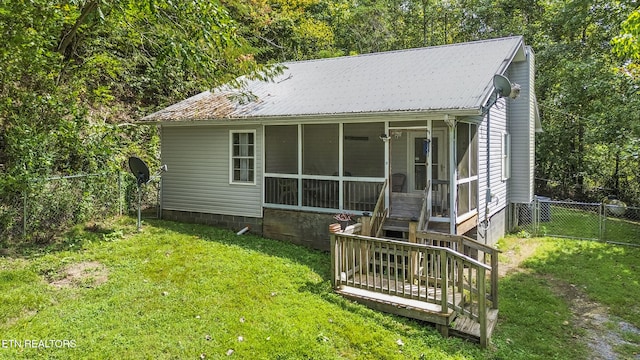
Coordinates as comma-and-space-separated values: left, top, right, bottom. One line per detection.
330, 234, 338, 288
478, 266, 488, 348
437, 324, 449, 338
440, 248, 448, 314
360, 216, 371, 237
408, 221, 418, 291
491, 251, 499, 308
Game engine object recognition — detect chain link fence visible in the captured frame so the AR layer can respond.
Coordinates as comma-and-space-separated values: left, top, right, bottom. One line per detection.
0, 172, 161, 244
514, 197, 640, 246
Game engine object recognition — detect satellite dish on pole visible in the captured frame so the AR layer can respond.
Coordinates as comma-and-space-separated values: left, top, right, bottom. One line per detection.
129, 157, 150, 186
493, 74, 521, 99
127, 156, 167, 231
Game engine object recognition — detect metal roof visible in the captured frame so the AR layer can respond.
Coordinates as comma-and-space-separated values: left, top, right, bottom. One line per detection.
142, 36, 526, 122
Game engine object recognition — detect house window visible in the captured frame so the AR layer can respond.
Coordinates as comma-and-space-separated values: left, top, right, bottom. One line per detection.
502, 132, 511, 181
230, 131, 255, 184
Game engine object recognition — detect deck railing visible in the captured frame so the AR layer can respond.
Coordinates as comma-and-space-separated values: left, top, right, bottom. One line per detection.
414, 231, 500, 308
331, 232, 492, 342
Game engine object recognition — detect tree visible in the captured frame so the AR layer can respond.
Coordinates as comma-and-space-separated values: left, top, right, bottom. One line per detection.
0, 0, 268, 188
612, 9, 640, 61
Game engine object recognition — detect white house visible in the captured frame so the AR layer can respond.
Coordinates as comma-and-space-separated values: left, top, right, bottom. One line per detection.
141, 36, 541, 250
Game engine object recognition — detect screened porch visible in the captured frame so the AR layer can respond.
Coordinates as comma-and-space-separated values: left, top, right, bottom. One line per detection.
263, 122, 385, 213
263, 120, 480, 231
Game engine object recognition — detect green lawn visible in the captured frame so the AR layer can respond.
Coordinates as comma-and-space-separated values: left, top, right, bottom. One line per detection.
1, 217, 638, 359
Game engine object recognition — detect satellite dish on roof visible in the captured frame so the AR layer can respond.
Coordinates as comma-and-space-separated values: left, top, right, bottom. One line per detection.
493, 74, 521, 99
127, 156, 168, 231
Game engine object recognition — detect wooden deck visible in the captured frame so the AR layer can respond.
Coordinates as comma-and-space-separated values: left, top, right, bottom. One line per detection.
331, 230, 500, 347
347, 272, 458, 304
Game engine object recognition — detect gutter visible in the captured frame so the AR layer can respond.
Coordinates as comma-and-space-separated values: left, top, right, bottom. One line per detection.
139, 108, 484, 127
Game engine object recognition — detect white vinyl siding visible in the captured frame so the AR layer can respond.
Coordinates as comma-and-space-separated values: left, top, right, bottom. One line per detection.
160, 125, 262, 218
478, 95, 508, 221
508, 49, 536, 203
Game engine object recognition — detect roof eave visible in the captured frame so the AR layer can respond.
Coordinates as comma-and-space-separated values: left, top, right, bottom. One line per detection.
141, 108, 484, 126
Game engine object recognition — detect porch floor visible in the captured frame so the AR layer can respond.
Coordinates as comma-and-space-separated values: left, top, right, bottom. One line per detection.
390, 193, 422, 219
347, 272, 457, 301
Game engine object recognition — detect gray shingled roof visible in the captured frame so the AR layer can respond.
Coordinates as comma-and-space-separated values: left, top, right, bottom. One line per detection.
142, 36, 525, 122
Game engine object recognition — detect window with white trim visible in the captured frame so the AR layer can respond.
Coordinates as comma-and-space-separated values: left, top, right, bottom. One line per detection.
501, 132, 511, 181
230, 131, 255, 184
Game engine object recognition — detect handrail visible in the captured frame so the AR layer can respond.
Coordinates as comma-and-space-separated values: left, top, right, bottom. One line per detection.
369, 179, 388, 237
415, 230, 500, 309
417, 181, 430, 231
330, 232, 490, 342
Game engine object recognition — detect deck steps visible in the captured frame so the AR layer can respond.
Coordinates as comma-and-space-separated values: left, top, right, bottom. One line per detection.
450, 309, 499, 343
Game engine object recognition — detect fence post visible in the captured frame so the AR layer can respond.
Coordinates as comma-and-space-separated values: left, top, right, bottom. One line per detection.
117, 172, 123, 216
533, 197, 539, 237
156, 176, 162, 219
22, 190, 27, 238
600, 202, 606, 242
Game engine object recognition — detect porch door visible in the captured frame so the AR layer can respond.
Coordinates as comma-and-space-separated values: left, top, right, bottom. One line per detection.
408, 132, 428, 193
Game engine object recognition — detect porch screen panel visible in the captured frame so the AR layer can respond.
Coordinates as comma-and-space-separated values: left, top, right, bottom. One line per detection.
457, 123, 470, 179
470, 124, 478, 177
456, 122, 479, 216
303, 124, 338, 176
265, 125, 297, 174
343, 122, 384, 177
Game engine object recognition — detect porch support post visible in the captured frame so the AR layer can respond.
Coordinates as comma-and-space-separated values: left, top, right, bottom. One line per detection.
427, 119, 433, 220
384, 121, 390, 214
445, 114, 457, 234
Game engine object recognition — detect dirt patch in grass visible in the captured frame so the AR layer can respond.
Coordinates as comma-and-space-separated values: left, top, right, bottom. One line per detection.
501, 239, 640, 360
49, 261, 109, 289
545, 276, 640, 360
499, 239, 539, 277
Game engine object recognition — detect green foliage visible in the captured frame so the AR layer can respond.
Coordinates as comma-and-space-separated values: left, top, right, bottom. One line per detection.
612, 10, 640, 61
0, 0, 273, 243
